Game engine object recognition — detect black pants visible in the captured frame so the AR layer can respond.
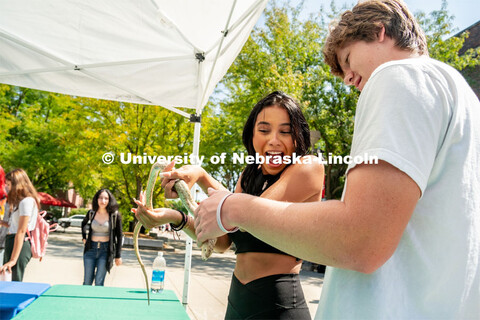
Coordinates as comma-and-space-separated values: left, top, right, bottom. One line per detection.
4, 234, 32, 281
225, 273, 311, 320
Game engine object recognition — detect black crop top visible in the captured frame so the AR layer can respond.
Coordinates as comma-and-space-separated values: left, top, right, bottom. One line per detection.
228, 168, 291, 256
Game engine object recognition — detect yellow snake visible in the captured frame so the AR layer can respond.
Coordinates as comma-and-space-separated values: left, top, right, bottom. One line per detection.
134, 160, 216, 305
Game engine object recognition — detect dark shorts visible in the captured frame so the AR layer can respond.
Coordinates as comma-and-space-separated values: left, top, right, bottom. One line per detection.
225, 273, 311, 320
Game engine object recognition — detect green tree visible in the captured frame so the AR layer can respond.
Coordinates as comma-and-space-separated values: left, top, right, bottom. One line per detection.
0, 85, 199, 231
417, 0, 480, 71
66, 99, 195, 230
0, 85, 78, 194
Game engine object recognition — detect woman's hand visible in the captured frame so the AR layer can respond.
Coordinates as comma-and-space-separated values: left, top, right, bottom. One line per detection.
0, 260, 16, 274
160, 161, 205, 198
115, 258, 122, 266
132, 192, 181, 229
82, 239, 86, 245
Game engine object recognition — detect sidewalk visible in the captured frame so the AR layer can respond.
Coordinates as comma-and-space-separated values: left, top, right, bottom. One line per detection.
22, 228, 324, 320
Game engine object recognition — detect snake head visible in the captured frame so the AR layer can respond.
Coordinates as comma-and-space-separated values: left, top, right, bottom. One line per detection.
201, 239, 216, 261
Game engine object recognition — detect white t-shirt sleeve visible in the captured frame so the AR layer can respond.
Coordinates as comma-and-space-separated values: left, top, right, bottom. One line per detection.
19, 197, 36, 217
348, 62, 450, 195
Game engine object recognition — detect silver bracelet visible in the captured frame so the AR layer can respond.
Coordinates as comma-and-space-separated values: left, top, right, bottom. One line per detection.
216, 193, 238, 233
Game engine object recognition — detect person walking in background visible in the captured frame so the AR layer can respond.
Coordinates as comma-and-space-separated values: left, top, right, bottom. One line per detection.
81, 189, 123, 286
0, 169, 39, 281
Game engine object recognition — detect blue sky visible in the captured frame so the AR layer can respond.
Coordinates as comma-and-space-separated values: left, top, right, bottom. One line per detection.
294, 0, 479, 33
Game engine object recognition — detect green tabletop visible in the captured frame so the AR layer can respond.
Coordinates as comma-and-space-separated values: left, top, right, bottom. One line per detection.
14, 285, 190, 320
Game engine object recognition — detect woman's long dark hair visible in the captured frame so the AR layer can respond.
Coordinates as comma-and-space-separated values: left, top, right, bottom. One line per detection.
241, 91, 311, 195
92, 189, 119, 214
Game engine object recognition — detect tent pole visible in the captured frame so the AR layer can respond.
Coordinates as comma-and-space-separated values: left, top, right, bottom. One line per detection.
204, 0, 264, 55
183, 115, 201, 306
198, 0, 237, 107
182, 224, 193, 307
182, 0, 240, 305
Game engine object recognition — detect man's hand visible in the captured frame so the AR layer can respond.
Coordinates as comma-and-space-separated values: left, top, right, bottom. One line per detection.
194, 188, 232, 244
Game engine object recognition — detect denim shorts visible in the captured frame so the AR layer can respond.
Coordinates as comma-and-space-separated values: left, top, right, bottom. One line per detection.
225, 273, 311, 319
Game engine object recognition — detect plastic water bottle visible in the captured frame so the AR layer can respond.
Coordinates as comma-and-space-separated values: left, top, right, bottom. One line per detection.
151, 251, 166, 293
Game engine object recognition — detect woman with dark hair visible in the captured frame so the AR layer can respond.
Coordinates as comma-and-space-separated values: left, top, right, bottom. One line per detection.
133, 91, 324, 319
81, 188, 123, 286
0, 169, 40, 281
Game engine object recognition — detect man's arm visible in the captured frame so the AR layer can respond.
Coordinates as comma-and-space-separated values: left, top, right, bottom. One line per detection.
195, 161, 420, 273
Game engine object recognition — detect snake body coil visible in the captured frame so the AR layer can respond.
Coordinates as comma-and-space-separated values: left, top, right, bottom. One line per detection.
134, 161, 216, 305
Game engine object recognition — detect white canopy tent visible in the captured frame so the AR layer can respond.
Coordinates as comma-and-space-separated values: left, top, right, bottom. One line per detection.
0, 0, 267, 305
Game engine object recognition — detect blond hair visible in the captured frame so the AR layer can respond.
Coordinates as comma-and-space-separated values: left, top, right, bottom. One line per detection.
5, 168, 40, 212
323, 0, 428, 77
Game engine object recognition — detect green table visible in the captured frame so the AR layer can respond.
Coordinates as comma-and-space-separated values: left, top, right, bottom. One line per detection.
14, 285, 190, 319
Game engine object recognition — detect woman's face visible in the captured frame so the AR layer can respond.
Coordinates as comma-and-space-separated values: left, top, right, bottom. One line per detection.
5, 180, 11, 194
97, 191, 109, 209
252, 105, 295, 175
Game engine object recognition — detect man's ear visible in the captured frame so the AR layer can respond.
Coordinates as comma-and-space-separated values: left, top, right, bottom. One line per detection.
377, 25, 386, 42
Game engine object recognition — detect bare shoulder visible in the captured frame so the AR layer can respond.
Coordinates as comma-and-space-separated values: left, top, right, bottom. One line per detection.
283, 155, 324, 183
262, 155, 324, 202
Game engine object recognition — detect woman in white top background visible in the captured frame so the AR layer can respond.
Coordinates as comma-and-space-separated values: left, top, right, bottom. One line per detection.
0, 168, 39, 281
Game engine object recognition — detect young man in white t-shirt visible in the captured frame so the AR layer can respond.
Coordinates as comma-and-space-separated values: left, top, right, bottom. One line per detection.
192, 0, 480, 318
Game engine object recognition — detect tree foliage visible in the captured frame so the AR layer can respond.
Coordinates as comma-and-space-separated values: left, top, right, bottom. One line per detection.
417, 0, 480, 70
0, 87, 195, 230
65, 99, 194, 229
0, 85, 78, 193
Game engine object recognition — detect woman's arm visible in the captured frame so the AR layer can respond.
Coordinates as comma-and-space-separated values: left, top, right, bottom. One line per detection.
0, 215, 29, 273
114, 212, 123, 266
81, 212, 90, 240
114, 212, 123, 258
132, 201, 232, 251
